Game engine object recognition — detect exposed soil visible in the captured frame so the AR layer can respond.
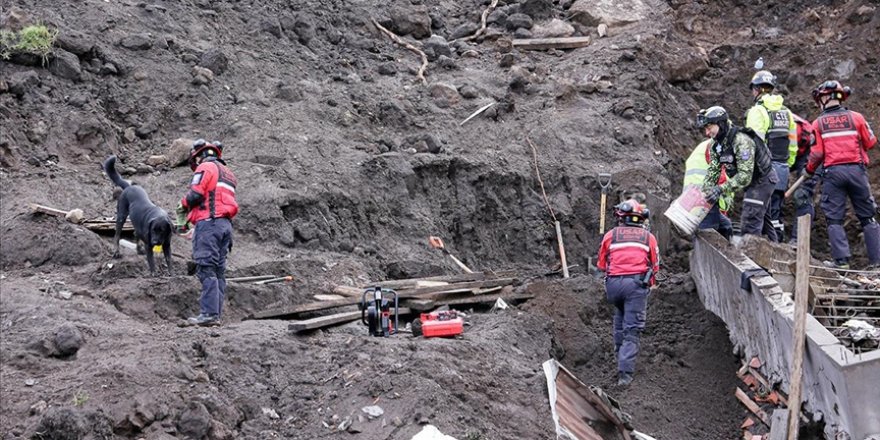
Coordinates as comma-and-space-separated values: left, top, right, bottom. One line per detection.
2, 0, 878, 438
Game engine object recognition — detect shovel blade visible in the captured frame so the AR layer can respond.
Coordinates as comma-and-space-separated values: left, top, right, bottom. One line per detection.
428, 236, 445, 249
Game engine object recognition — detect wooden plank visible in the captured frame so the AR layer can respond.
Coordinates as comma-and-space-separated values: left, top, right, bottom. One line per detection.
788, 215, 811, 440
251, 278, 516, 319
313, 294, 346, 301
735, 387, 770, 427
287, 308, 412, 333
768, 409, 790, 440
363, 271, 516, 289
431, 292, 533, 306
512, 36, 591, 50
331, 285, 364, 297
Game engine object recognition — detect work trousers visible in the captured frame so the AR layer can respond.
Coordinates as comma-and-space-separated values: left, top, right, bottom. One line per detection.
820, 164, 880, 264
767, 162, 790, 242
742, 171, 778, 241
699, 204, 733, 240
605, 276, 649, 375
193, 218, 233, 317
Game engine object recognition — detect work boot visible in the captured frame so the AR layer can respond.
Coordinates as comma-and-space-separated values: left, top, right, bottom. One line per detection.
187, 314, 220, 327
617, 372, 633, 386
822, 259, 850, 270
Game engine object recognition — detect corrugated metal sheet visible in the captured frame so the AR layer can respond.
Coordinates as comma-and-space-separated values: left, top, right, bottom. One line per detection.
542, 359, 629, 440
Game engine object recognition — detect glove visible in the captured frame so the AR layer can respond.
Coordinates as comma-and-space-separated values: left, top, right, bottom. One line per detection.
704, 185, 723, 204
175, 202, 191, 234
793, 187, 811, 209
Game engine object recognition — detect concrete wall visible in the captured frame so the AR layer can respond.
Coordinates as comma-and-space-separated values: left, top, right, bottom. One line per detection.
691, 232, 880, 439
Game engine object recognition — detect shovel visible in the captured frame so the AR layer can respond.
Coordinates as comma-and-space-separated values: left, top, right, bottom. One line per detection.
428, 236, 474, 273
598, 173, 613, 234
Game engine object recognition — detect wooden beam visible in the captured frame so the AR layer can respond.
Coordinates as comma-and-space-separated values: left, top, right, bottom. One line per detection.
512, 36, 591, 50
788, 215, 811, 440
29, 203, 70, 217
735, 387, 770, 427
250, 278, 517, 319
287, 308, 412, 333
364, 271, 515, 290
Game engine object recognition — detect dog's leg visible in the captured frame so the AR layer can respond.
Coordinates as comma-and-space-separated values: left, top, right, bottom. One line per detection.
163, 235, 173, 275
143, 234, 157, 276
113, 198, 129, 259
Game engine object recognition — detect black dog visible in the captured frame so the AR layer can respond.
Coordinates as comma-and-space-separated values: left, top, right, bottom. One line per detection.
102, 155, 173, 275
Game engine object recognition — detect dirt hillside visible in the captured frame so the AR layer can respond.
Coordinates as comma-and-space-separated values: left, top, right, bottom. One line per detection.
1, 0, 878, 438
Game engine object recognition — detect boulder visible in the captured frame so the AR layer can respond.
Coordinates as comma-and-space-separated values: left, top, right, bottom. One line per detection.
275, 83, 303, 102
428, 82, 460, 108
661, 51, 709, 83
55, 31, 94, 56
389, 7, 432, 39
520, 0, 553, 20
450, 22, 479, 40
119, 34, 153, 50
292, 17, 316, 45
198, 49, 228, 75
260, 18, 283, 38
569, 0, 667, 27
531, 19, 575, 38
506, 13, 534, 30
53, 323, 84, 357
48, 49, 82, 82
423, 36, 452, 61
177, 402, 212, 440
168, 138, 195, 166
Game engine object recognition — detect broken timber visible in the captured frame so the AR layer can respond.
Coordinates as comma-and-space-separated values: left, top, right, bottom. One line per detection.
251, 277, 517, 320
512, 36, 591, 50
401, 290, 533, 311
30, 203, 134, 232
735, 387, 770, 427
288, 308, 412, 333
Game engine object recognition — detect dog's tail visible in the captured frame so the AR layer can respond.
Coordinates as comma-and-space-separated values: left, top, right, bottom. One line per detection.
102, 155, 130, 189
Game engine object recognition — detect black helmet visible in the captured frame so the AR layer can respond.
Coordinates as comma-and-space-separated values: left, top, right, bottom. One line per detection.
189, 138, 222, 171
615, 199, 649, 226
696, 106, 728, 128
750, 70, 776, 90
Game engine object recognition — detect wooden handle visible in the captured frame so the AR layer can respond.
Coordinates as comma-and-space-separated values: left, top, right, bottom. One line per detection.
784, 175, 808, 199
599, 194, 607, 234
555, 221, 569, 278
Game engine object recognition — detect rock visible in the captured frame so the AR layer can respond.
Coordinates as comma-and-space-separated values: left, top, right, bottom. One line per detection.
487, 9, 508, 27
389, 7, 432, 39
423, 35, 451, 62
361, 406, 384, 419
509, 66, 532, 92
531, 19, 574, 38
136, 122, 158, 139
146, 155, 167, 167
133, 70, 148, 81
506, 13, 534, 30
377, 62, 398, 76
450, 22, 478, 40
198, 49, 228, 75
403, 134, 441, 154
597, 23, 607, 37
35, 408, 87, 439
391, 416, 404, 427
520, 0, 553, 19
261, 408, 280, 419
569, 0, 664, 27
847, 5, 875, 25
1, 6, 28, 31
209, 420, 234, 440
261, 18, 283, 38
291, 17, 316, 45
513, 28, 533, 39
662, 52, 709, 83
124, 127, 137, 143
429, 11, 445, 30
54, 323, 84, 357
100, 63, 118, 76
499, 53, 516, 68
275, 83, 302, 102
65, 209, 84, 224
428, 82, 460, 108
458, 84, 479, 99
168, 138, 195, 166
48, 49, 82, 82
833, 59, 856, 81
192, 66, 214, 85
135, 164, 155, 174
25, 378, 36, 386
29, 400, 48, 416
55, 31, 94, 56
178, 402, 212, 440
337, 417, 352, 431
119, 34, 153, 50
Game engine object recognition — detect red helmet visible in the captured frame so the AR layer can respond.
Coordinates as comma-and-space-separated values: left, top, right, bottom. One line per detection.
189, 138, 223, 171
812, 80, 851, 105
615, 199, 649, 226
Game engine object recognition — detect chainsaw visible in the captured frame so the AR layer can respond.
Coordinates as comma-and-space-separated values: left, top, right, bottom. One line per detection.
412, 310, 463, 338
360, 287, 399, 337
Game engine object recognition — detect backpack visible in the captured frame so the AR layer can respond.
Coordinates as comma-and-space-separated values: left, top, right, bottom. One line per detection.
792, 113, 814, 158
735, 127, 774, 180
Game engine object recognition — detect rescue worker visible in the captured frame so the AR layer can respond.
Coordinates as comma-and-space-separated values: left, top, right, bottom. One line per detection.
744, 70, 798, 241
597, 199, 660, 386
178, 139, 239, 326
684, 138, 733, 240
697, 106, 778, 241
805, 80, 879, 269
788, 114, 817, 246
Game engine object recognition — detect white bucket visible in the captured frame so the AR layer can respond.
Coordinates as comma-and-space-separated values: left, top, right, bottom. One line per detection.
664, 185, 713, 236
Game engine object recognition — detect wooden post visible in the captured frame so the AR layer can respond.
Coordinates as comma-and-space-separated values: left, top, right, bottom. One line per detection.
787, 214, 811, 440
555, 220, 570, 278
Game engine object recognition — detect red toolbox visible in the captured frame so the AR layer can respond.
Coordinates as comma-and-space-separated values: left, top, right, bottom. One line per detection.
413, 310, 463, 338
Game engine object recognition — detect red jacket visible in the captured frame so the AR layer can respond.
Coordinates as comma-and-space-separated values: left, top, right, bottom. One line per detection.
181, 158, 239, 224
597, 226, 660, 285
807, 106, 877, 174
